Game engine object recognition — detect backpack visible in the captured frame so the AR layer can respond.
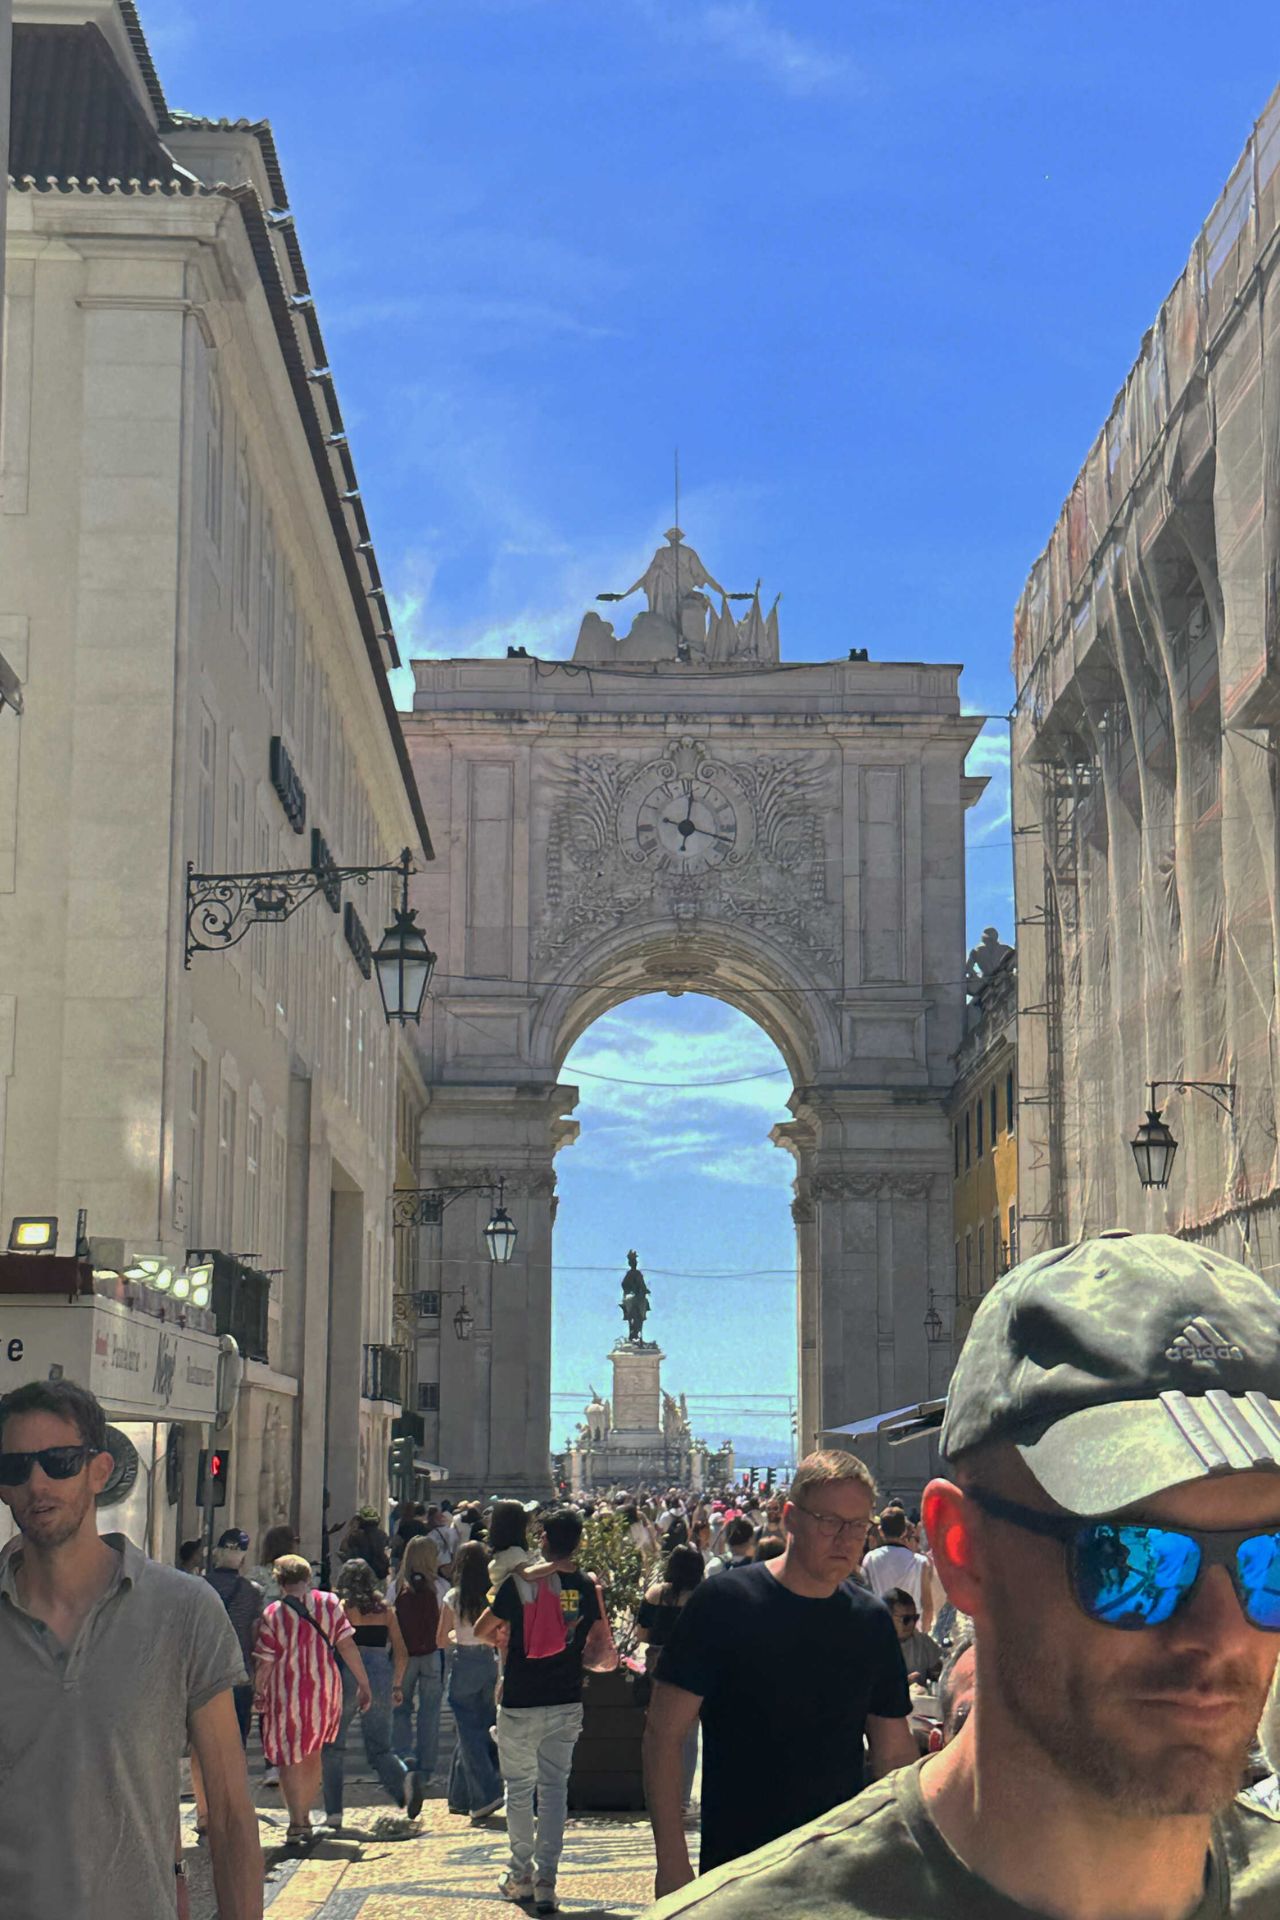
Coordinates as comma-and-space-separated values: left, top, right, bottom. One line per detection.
513, 1572, 572, 1660
396, 1574, 440, 1656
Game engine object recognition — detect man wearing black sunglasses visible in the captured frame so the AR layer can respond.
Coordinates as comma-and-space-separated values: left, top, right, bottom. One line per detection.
0, 1377, 262, 1917
647, 1230, 1280, 1918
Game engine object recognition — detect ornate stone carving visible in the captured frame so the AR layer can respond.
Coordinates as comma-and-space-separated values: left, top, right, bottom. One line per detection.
791, 1196, 815, 1225
256, 1402, 289, 1541
811, 1172, 883, 1200
536, 738, 839, 973
495, 1169, 559, 1198
883, 1173, 936, 1198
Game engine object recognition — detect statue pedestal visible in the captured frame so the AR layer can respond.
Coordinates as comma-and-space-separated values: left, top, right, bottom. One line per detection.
610, 1341, 664, 1434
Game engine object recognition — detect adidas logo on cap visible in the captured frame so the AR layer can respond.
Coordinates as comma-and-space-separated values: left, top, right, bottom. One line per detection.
1165, 1317, 1244, 1364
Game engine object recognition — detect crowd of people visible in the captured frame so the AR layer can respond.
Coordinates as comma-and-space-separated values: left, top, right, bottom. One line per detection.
11, 1232, 1280, 1916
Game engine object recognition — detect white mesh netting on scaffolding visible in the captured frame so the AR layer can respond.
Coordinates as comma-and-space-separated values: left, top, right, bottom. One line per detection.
1011, 83, 1280, 1278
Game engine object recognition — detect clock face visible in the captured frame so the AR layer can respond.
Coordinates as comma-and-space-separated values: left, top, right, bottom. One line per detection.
634, 779, 738, 873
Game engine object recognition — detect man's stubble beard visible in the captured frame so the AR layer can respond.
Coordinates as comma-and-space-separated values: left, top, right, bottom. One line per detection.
989, 1603, 1262, 1817
18, 1481, 95, 1552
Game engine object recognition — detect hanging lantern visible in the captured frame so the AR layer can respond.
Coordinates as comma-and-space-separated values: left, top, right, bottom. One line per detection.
453, 1295, 475, 1342
1130, 1107, 1178, 1189
924, 1291, 944, 1345
484, 1180, 518, 1264
373, 851, 435, 1025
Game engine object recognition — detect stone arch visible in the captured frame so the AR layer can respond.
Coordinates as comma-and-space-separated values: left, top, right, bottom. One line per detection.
527, 918, 838, 1090
403, 642, 981, 1495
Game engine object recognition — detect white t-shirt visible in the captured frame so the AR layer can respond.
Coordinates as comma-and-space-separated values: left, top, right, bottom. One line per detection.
862, 1541, 928, 1605
445, 1585, 483, 1646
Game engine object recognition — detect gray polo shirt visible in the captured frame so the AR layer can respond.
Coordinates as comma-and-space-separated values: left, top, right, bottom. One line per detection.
0, 1531, 246, 1918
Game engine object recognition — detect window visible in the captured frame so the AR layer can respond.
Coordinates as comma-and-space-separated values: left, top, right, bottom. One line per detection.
993, 1212, 1002, 1275
953, 1125, 960, 1179
227, 759, 245, 877
280, 575, 296, 734
244, 1111, 262, 1261
197, 707, 216, 871
189, 1055, 208, 1243
1006, 1069, 1015, 1133
259, 510, 276, 686
990, 1086, 998, 1145
964, 1232, 973, 1295
216, 1081, 238, 1250
233, 446, 252, 627
1008, 1204, 1018, 1267
964, 1111, 971, 1169
414, 1290, 441, 1319
953, 1242, 961, 1291
976, 1097, 984, 1159
271, 1130, 287, 1263
302, 639, 316, 764
252, 807, 272, 990
204, 374, 223, 549
417, 1381, 439, 1413
978, 1224, 986, 1284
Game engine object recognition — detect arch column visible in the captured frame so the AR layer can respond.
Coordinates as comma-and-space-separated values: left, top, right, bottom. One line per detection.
417, 1083, 578, 1496
797, 1090, 950, 1501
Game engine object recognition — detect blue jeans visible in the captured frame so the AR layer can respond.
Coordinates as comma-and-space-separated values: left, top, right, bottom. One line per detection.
448, 1645, 502, 1811
393, 1650, 445, 1777
322, 1648, 409, 1818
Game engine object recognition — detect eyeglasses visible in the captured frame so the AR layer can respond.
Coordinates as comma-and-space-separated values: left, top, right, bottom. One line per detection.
0, 1444, 97, 1487
967, 1485, 1280, 1632
792, 1503, 871, 1543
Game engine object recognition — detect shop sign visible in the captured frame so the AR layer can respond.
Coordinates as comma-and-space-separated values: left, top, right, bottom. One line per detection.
0, 1295, 221, 1422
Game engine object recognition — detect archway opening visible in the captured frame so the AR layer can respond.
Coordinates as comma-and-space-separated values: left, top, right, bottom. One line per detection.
550, 991, 798, 1489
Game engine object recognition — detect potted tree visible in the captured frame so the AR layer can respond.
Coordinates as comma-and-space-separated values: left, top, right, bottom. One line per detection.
569, 1508, 651, 1811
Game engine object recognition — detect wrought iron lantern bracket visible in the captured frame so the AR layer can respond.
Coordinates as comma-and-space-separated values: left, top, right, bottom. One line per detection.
392, 1175, 502, 1232
186, 847, 414, 966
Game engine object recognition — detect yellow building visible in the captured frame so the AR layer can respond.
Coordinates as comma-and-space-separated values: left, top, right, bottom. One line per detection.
947, 931, 1018, 1344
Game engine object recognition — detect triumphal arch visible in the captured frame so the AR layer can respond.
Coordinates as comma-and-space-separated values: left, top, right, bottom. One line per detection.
402, 532, 984, 1493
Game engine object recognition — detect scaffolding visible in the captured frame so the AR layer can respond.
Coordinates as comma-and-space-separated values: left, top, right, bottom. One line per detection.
1011, 81, 1280, 1275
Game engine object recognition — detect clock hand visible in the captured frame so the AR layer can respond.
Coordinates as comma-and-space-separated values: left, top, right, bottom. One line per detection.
685, 826, 735, 846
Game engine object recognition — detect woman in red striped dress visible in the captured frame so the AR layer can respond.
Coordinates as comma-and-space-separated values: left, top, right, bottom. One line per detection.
253, 1553, 372, 1848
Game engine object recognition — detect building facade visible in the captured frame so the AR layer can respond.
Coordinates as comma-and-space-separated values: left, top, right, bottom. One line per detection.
0, 0, 432, 1555
402, 535, 985, 1498
1011, 83, 1280, 1278
946, 930, 1017, 1344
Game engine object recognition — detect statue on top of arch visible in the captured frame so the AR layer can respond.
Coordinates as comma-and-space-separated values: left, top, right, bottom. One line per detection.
575, 528, 781, 668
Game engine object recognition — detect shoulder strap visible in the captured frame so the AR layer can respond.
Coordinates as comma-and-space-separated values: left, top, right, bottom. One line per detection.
281, 1593, 339, 1659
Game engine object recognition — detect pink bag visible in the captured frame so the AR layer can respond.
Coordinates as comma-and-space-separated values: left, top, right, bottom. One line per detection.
581, 1573, 619, 1674
522, 1576, 571, 1660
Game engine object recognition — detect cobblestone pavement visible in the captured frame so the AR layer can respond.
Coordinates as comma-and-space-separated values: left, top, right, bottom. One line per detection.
184, 1727, 661, 1919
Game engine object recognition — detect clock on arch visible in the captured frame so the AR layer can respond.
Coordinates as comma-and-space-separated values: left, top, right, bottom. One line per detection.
633, 774, 740, 875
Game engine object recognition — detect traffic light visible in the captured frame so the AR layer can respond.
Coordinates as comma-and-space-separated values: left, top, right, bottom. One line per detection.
198, 1447, 230, 1508
766, 1468, 777, 1491
389, 1435, 414, 1487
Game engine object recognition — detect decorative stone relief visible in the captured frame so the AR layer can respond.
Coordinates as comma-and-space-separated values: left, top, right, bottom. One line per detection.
536, 736, 839, 974
811, 1172, 884, 1200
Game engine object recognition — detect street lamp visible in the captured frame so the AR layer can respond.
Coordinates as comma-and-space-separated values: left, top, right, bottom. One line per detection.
924, 1289, 944, 1345
374, 855, 436, 1025
1130, 1080, 1236, 1190
484, 1180, 518, 1265
452, 1293, 475, 1342
187, 845, 434, 1029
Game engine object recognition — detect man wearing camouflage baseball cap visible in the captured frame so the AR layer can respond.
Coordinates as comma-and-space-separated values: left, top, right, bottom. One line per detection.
646, 1231, 1280, 1919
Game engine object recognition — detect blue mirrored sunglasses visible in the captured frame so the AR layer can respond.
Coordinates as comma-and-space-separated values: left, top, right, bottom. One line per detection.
967, 1485, 1280, 1631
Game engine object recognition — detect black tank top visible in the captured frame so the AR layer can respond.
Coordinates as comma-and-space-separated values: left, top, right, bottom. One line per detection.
353, 1623, 389, 1648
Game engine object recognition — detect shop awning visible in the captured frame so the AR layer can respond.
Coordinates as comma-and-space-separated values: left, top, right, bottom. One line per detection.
824, 1399, 946, 1447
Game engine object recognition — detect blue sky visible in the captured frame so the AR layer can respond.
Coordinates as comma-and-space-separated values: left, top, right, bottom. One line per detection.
150, 0, 1279, 1457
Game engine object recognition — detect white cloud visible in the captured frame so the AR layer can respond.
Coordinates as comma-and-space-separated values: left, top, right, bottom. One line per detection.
639, 0, 860, 99
561, 998, 796, 1183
